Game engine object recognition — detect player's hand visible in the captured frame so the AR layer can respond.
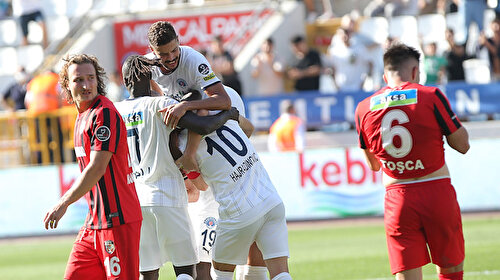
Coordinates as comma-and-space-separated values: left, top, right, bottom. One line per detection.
175, 154, 199, 173
43, 203, 68, 230
159, 102, 188, 129
229, 107, 240, 122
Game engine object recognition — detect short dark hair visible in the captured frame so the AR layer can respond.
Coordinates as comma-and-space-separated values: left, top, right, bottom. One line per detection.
122, 55, 162, 92
383, 43, 421, 72
266, 38, 274, 46
148, 21, 178, 47
291, 35, 304, 45
59, 54, 107, 104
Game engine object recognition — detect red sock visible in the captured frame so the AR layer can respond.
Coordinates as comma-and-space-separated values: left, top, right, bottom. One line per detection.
438, 271, 463, 280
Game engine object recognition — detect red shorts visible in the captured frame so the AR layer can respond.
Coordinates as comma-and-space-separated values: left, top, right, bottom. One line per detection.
384, 178, 464, 274
64, 221, 141, 280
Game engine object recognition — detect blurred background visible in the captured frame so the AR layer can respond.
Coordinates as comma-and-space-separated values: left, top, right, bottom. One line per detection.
1, 0, 500, 239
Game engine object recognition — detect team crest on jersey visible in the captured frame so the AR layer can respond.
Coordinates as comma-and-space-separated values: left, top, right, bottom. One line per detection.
370, 89, 418, 111
198, 63, 210, 75
204, 217, 217, 229
95, 126, 111, 141
176, 78, 188, 88
104, 240, 115, 254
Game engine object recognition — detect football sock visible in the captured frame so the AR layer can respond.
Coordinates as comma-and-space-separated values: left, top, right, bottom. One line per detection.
210, 268, 234, 280
438, 271, 463, 280
176, 274, 194, 280
271, 272, 292, 280
235, 265, 269, 280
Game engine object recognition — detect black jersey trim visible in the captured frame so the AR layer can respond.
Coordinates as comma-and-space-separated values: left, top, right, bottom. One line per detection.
108, 162, 125, 225
434, 104, 451, 135
434, 89, 461, 129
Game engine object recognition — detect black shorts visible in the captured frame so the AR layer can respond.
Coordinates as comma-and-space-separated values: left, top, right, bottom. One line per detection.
19, 10, 44, 37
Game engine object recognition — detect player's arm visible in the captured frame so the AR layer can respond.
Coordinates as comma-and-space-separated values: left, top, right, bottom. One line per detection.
177, 107, 239, 135
238, 115, 254, 138
446, 126, 470, 154
44, 150, 112, 229
363, 149, 381, 171
150, 79, 163, 95
185, 178, 200, 202
161, 82, 231, 128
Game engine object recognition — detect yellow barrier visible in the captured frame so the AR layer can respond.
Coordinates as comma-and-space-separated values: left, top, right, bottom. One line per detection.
0, 106, 77, 168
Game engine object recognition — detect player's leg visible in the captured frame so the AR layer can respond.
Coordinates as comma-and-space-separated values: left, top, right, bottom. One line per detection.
421, 180, 465, 280
394, 267, 422, 280
384, 185, 429, 278
158, 206, 198, 279
211, 261, 236, 280
195, 262, 212, 280
64, 228, 106, 280
140, 269, 159, 280
174, 264, 197, 279
254, 203, 291, 279
235, 242, 269, 280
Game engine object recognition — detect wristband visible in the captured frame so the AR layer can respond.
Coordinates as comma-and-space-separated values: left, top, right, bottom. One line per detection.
186, 171, 201, 179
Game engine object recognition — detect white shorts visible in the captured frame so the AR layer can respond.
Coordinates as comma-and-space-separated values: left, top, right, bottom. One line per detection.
188, 196, 219, 263
139, 206, 198, 271
213, 203, 289, 265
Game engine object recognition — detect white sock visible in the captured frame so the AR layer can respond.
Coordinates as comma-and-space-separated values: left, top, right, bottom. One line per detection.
210, 267, 234, 280
242, 265, 269, 280
272, 272, 292, 280
176, 274, 194, 280
235, 265, 245, 280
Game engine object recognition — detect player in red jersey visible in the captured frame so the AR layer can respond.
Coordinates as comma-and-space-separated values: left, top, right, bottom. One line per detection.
355, 43, 469, 280
43, 54, 142, 280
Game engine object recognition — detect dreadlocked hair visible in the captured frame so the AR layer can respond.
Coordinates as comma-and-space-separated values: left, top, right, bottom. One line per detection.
122, 55, 162, 91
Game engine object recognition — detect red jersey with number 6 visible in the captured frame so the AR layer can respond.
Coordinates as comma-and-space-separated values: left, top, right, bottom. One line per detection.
355, 82, 462, 179
73, 95, 142, 229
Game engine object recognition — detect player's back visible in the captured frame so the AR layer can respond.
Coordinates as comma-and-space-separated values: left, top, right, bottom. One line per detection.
356, 82, 461, 179
115, 96, 187, 207
196, 119, 280, 226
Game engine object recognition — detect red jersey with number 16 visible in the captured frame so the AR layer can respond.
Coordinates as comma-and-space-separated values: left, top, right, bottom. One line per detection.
355, 82, 462, 179
73, 95, 142, 229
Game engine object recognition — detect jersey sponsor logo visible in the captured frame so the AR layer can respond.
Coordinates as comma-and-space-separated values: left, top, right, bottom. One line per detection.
95, 126, 111, 142
104, 240, 115, 254
176, 78, 188, 88
204, 216, 217, 229
380, 159, 425, 174
370, 89, 418, 111
203, 72, 216, 81
75, 146, 86, 157
198, 63, 210, 75
123, 111, 143, 127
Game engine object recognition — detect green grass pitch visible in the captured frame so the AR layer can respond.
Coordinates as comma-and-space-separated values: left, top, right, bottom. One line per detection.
0, 214, 498, 280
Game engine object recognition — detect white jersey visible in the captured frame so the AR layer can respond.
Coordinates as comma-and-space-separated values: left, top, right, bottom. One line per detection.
115, 96, 187, 207
197, 119, 281, 228
146, 46, 220, 101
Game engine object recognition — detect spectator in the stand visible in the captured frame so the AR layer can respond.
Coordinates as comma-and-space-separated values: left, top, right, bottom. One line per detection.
107, 71, 128, 102
12, 0, 48, 48
0, 0, 10, 19
250, 38, 285, 96
207, 35, 242, 95
268, 100, 305, 153
287, 35, 322, 92
459, 0, 486, 46
445, 28, 473, 81
423, 42, 447, 85
479, 18, 500, 80
1, 67, 30, 111
24, 71, 63, 163
303, 0, 335, 22
364, 0, 419, 18
326, 27, 372, 91
419, 0, 447, 15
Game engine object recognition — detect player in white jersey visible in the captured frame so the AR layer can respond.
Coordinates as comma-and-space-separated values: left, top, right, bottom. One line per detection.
146, 21, 232, 173
173, 93, 292, 280
115, 55, 239, 280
